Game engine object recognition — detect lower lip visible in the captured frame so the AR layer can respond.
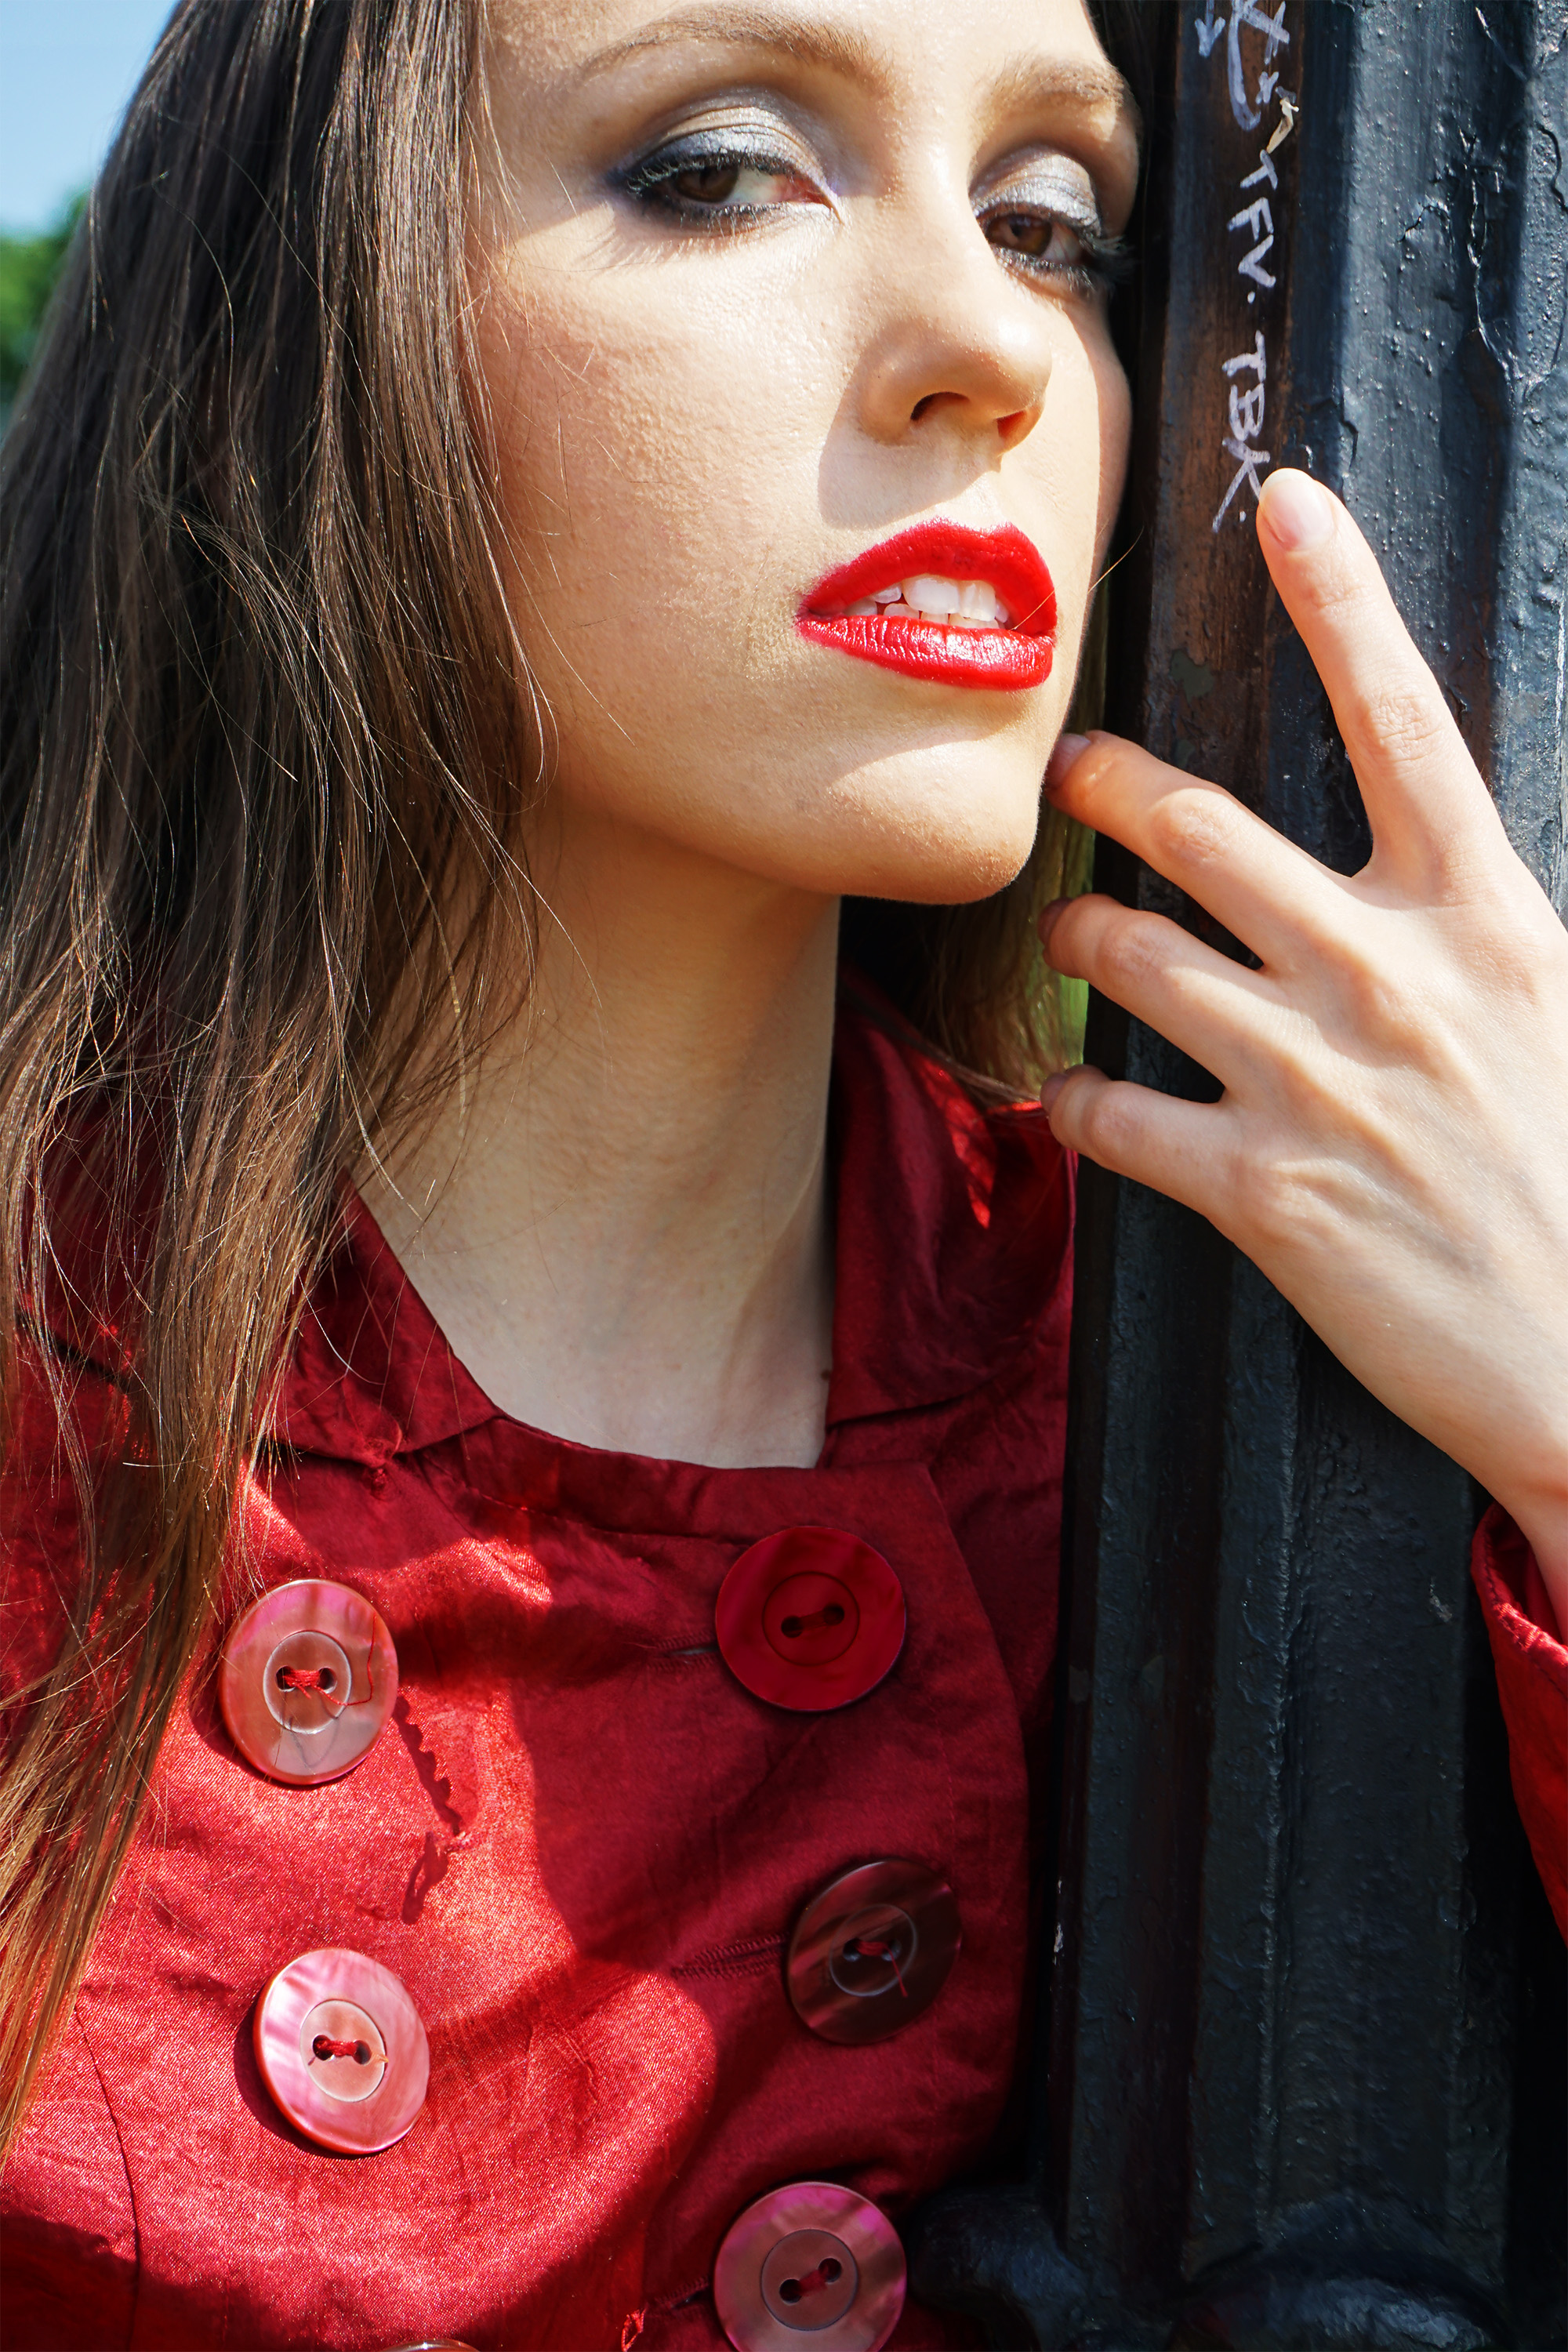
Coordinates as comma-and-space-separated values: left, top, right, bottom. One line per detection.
796, 612, 1054, 691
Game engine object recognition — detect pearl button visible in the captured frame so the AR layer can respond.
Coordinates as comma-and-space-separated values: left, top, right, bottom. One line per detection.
220, 1577, 397, 1784
715, 1528, 905, 1711
786, 1860, 960, 2044
254, 1947, 428, 2154
714, 2182, 906, 2352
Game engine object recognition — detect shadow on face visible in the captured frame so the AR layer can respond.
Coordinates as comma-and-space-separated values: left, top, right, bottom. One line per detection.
470, 0, 1138, 912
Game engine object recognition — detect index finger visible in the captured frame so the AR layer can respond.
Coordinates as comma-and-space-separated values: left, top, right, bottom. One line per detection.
1255, 470, 1501, 877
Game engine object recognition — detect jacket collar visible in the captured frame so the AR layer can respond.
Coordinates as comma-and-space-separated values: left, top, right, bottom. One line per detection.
274, 985, 1069, 1467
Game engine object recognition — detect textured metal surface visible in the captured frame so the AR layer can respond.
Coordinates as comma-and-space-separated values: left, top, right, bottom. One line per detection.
910, 2, 1567, 2344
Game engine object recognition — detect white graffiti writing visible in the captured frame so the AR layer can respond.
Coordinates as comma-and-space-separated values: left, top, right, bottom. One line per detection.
1199, 2, 1294, 532
1214, 333, 1269, 528
1227, 0, 1290, 131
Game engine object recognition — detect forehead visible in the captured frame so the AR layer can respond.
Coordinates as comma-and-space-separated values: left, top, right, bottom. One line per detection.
485, 0, 1137, 143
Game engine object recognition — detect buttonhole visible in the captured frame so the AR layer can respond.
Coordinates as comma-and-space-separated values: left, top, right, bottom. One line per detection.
779, 1603, 845, 1639
311, 2034, 373, 2064
780, 2260, 842, 2303
278, 1664, 336, 1693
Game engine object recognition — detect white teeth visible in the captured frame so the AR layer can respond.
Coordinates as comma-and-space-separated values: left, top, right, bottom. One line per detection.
956, 579, 1002, 624
833, 574, 1015, 626
902, 573, 964, 617
876, 575, 1013, 626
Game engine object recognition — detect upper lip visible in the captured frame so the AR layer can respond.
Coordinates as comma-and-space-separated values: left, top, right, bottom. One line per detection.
801, 521, 1057, 639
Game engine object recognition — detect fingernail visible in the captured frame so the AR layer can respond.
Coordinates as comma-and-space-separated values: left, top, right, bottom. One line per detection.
1047, 731, 1091, 790
1040, 1073, 1069, 1115
1260, 469, 1333, 551
1037, 896, 1070, 953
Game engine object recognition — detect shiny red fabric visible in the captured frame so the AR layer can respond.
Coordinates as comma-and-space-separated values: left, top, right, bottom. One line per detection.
1470, 1504, 1568, 1938
3, 989, 1563, 2351
1, 999, 1069, 2352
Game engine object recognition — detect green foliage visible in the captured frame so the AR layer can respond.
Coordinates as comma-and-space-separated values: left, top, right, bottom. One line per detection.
0, 194, 85, 426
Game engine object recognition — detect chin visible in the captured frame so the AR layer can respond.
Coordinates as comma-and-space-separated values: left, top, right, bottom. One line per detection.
831, 835, 1037, 909
796, 748, 1050, 907
730, 809, 1040, 909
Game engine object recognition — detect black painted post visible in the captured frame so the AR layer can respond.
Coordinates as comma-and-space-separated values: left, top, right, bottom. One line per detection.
912, 4, 1567, 2345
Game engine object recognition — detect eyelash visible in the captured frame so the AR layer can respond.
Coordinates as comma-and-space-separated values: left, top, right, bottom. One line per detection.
615, 136, 813, 229
980, 205, 1134, 299
616, 136, 1133, 296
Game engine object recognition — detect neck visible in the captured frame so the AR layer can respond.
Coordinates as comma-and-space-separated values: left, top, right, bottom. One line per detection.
368, 810, 841, 1468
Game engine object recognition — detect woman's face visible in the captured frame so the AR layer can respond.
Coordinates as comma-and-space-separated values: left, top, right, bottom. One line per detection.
474, 0, 1138, 907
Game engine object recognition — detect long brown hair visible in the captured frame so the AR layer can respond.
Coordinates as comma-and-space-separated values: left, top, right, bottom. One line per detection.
0, 0, 1142, 2150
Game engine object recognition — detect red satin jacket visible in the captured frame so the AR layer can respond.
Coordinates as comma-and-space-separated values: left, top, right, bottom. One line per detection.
2, 993, 1563, 2352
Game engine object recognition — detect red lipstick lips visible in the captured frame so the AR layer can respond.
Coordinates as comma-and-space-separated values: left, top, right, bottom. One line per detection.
798, 521, 1057, 691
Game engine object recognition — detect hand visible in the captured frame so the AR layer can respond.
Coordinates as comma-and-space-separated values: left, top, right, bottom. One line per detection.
1038, 467, 1568, 1614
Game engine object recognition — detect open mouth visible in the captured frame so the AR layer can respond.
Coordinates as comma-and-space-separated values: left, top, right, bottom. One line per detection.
797, 521, 1057, 691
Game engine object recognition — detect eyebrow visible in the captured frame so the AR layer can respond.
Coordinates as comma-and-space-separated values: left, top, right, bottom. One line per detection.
581, 4, 1142, 141
987, 53, 1143, 147
581, 5, 884, 84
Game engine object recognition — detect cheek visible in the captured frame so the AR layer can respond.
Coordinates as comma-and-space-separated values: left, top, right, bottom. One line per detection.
469, 251, 1129, 904
476, 267, 828, 723
1022, 332, 1128, 677
1096, 355, 1133, 551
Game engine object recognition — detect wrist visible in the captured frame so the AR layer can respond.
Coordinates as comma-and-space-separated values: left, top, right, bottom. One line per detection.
1501, 1471, 1568, 1634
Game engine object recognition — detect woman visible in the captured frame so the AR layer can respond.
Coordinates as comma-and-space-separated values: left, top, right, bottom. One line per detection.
1, 2, 1562, 2347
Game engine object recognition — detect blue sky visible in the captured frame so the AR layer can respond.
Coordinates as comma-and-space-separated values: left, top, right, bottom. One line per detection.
1, 0, 175, 230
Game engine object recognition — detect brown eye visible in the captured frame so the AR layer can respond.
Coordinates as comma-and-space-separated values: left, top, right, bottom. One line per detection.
988, 210, 1078, 263
670, 161, 742, 206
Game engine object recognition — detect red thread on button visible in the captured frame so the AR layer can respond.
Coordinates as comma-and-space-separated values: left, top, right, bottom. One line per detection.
786, 1859, 960, 2043
220, 1578, 398, 1787
844, 1936, 907, 1996
254, 1947, 427, 2154
278, 1665, 336, 1693
311, 2034, 372, 2063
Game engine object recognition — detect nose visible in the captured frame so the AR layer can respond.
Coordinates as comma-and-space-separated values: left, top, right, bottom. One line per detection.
854, 200, 1054, 455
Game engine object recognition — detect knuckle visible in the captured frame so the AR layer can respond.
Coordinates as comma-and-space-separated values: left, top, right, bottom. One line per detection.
1336, 950, 1413, 1036
1348, 681, 1451, 768
1328, 956, 1441, 1069
1094, 911, 1167, 994
1145, 786, 1245, 875
1239, 1148, 1337, 1258
1075, 1083, 1137, 1165
1453, 856, 1559, 954
1308, 546, 1374, 628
